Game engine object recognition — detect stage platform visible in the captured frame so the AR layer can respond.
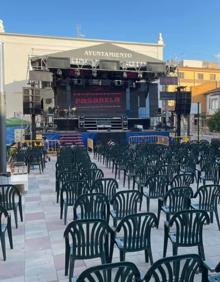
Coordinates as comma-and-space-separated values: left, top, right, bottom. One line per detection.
44, 130, 170, 147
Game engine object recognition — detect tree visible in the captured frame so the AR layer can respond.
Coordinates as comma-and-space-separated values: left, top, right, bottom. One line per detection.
207, 110, 220, 132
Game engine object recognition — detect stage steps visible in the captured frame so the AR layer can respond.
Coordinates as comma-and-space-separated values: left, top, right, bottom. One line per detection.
79, 117, 127, 130
59, 132, 84, 147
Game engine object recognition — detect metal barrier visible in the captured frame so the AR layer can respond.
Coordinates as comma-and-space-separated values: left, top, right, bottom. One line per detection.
171, 136, 191, 143
14, 140, 60, 154
128, 135, 169, 146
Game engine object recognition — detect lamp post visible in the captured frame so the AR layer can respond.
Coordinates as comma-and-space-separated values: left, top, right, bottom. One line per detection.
0, 42, 6, 173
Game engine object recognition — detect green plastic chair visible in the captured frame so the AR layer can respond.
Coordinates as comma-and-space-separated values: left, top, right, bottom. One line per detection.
91, 178, 118, 202
158, 186, 193, 226
191, 184, 220, 230
64, 219, 114, 279
60, 180, 90, 224
142, 175, 169, 212
171, 173, 194, 188
82, 168, 104, 188
110, 190, 142, 227
0, 184, 23, 229
0, 206, 13, 261
73, 193, 110, 223
142, 254, 207, 282
75, 261, 141, 282
163, 210, 210, 260
114, 213, 157, 265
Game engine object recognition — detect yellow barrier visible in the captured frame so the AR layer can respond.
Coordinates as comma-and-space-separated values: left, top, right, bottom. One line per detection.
15, 140, 60, 154
87, 138, 94, 152
172, 136, 191, 143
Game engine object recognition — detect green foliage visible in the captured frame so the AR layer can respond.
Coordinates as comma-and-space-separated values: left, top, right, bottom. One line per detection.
208, 110, 220, 132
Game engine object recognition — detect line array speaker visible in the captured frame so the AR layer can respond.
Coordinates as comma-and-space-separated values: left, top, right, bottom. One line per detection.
175, 91, 191, 114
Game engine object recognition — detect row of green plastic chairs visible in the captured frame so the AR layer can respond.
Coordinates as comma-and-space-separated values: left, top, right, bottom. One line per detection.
75, 255, 220, 282
64, 210, 211, 281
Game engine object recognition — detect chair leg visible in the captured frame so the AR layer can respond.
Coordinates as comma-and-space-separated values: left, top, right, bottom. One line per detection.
157, 199, 163, 228
128, 176, 130, 189
210, 212, 214, 223
215, 209, 220, 231
163, 230, 168, 257
19, 201, 23, 222
69, 257, 75, 282
0, 233, 6, 261
146, 197, 150, 212
14, 207, 18, 229
123, 172, 126, 187
60, 200, 63, 219
173, 244, 178, 256
113, 219, 117, 228
144, 249, 149, 262
64, 205, 68, 225
65, 245, 70, 276
147, 246, 154, 265
7, 216, 13, 249
120, 250, 125, 261
198, 244, 205, 260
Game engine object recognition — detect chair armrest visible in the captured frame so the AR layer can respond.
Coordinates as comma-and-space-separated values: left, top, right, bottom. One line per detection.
203, 259, 217, 273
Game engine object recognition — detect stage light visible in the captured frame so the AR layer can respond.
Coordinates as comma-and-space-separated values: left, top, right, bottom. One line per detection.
92, 69, 97, 77
138, 72, 143, 79
56, 69, 62, 76
123, 71, 127, 79
75, 69, 80, 77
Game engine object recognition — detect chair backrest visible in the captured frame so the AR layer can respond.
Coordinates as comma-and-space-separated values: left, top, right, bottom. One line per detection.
194, 184, 220, 210
144, 175, 169, 198
111, 190, 142, 219
163, 187, 193, 214
64, 219, 114, 261
0, 184, 21, 210
169, 210, 209, 245
61, 181, 90, 205
76, 261, 141, 282
73, 193, 110, 223
83, 169, 104, 187
143, 254, 205, 282
115, 213, 157, 251
171, 173, 194, 188
92, 178, 118, 202
157, 164, 179, 182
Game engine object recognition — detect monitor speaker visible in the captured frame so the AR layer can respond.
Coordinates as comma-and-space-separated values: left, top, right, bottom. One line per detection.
175, 91, 191, 114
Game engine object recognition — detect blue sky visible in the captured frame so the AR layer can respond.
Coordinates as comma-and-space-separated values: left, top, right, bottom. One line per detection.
1, 0, 220, 62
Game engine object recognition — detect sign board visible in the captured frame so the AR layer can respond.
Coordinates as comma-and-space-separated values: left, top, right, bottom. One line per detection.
15, 129, 25, 142
160, 76, 178, 85
160, 91, 176, 100
191, 103, 201, 114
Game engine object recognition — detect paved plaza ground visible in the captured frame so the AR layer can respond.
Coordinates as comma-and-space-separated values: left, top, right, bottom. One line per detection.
1, 153, 220, 281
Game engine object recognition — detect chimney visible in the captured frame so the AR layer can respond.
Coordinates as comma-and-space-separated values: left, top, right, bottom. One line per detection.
0, 20, 5, 32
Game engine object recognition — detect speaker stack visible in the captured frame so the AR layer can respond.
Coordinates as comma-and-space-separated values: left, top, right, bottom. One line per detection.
175, 91, 191, 115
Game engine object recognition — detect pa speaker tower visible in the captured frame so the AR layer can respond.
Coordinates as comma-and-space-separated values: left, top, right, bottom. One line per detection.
175, 91, 191, 114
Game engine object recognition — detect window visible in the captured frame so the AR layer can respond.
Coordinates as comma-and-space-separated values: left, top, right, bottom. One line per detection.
209, 97, 218, 110
197, 73, 204, 80
210, 74, 216, 81
178, 72, 184, 79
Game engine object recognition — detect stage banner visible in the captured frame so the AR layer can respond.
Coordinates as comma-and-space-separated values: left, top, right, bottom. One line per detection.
73, 86, 125, 116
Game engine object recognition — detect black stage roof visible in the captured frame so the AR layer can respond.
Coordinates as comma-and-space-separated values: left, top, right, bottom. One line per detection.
31, 42, 166, 75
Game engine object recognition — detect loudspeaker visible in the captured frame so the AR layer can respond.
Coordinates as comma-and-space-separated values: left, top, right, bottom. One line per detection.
175, 91, 191, 114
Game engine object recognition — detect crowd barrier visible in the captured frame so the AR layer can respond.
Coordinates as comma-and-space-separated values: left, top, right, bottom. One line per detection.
128, 135, 169, 146
14, 140, 60, 154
